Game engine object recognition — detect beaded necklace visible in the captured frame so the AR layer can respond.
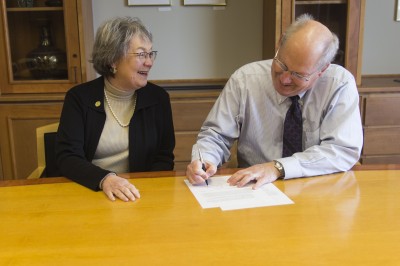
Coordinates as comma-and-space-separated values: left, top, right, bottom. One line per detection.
104, 89, 137, 128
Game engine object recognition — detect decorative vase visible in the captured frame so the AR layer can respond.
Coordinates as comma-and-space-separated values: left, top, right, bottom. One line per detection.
26, 24, 67, 80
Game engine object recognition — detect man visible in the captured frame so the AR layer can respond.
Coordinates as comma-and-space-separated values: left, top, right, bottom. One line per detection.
186, 14, 363, 189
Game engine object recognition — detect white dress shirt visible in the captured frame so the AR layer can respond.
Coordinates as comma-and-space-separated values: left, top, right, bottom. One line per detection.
193, 59, 363, 179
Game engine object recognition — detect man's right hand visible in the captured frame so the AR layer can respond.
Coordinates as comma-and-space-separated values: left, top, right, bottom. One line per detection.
186, 160, 217, 185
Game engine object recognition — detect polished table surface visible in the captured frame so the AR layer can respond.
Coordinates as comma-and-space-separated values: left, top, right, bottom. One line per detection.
1, 166, 400, 265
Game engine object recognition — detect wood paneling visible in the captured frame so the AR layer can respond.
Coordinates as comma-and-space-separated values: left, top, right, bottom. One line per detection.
171, 98, 218, 170
364, 95, 400, 126
171, 100, 216, 131
0, 145, 3, 180
363, 127, 400, 156
0, 103, 63, 180
0, 89, 222, 179
169, 89, 221, 170
361, 155, 400, 164
3, 83, 400, 177
360, 77, 400, 164
174, 132, 198, 170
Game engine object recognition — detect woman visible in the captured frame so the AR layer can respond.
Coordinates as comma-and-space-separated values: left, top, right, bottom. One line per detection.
56, 17, 175, 202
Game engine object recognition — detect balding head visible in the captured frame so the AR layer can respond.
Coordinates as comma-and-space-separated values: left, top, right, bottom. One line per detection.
279, 14, 339, 70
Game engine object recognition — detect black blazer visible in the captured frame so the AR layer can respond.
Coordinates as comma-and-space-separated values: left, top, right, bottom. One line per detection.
56, 77, 175, 191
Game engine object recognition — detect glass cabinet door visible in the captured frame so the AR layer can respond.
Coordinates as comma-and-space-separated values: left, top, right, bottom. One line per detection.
294, 1, 348, 67
0, 0, 82, 93
287, 0, 363, 84
263, 0, 364, 85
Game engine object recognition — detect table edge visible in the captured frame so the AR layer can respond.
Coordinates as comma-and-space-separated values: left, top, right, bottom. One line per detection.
1, 164, 399, 187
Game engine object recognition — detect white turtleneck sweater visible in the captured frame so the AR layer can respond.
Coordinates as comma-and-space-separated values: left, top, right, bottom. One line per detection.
92, 78, 136, 174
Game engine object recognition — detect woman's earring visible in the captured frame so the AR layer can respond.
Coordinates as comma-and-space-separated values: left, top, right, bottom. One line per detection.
110, 66, 117, 74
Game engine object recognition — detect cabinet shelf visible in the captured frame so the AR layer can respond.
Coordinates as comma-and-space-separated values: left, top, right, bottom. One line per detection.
296, 0, 346, 4
7, 7, 63, 12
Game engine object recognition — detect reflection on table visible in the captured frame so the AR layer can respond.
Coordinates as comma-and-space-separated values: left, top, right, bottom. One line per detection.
0, 167, 400, 265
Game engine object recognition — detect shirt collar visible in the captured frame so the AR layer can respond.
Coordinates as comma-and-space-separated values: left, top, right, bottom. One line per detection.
275, 90, 306, 104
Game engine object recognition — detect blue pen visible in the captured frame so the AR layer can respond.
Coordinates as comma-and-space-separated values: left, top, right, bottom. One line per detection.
198, 147, 208, 186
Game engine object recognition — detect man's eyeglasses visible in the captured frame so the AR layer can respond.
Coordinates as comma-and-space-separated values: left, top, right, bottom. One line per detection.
128, 51, 158, 62
273, 50, 319, 82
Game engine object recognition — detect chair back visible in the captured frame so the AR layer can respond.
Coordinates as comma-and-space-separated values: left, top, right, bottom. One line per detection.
27, 122, 60, 178
43, 131, 61, 177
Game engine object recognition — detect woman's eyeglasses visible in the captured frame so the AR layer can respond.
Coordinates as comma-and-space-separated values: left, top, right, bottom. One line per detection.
128, 51, 158, 62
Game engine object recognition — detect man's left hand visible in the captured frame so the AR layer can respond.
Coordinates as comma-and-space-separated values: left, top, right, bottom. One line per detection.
227, 162, 281, 189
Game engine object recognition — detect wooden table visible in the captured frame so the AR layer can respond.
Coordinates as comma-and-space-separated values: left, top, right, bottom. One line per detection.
1, 166, 400, 265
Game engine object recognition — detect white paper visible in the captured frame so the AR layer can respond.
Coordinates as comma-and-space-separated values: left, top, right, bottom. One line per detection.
184, 175, 294, 211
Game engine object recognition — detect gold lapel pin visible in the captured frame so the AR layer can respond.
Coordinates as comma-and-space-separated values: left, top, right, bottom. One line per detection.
95, 101, 101, 107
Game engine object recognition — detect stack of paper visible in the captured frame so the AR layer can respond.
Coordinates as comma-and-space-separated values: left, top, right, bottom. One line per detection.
184, 175, 294, 211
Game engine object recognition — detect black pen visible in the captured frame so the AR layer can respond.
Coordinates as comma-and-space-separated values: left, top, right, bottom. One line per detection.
198, 147, 208, 186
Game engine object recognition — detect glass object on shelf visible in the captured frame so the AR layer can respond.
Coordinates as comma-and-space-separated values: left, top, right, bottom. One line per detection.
17, 0, 34, 7
26, 22, 67, 80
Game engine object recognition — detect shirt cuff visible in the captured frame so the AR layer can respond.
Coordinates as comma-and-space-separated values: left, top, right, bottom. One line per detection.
277, 157, 303, 179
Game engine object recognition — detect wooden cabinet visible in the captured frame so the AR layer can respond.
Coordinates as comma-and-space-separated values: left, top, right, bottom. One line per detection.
169, 89, 220, 170
0, 0, 94, 94
262, 0, 399, 164
0, 0, 94, 180
0, 97, 63, 180
263, 0, 365, 85
359, 77, 400, 164
0, 1, 223, 179
0, 87, 222, 180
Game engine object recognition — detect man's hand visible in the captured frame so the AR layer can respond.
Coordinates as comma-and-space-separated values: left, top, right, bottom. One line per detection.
227, 162, 281, 189
102, 174, 141, 202
186, 160, 217, 185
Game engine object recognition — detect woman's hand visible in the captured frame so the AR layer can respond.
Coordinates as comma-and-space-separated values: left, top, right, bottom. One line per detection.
102, 174, 141, 202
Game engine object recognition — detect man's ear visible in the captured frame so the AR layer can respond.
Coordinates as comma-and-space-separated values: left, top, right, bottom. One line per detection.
277, 34, 285, 49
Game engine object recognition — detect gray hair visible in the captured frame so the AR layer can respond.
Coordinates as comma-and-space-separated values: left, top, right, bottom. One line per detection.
280, 13, 339, 70
91, 17, 153, 77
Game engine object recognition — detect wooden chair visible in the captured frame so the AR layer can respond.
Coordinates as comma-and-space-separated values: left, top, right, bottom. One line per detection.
27, 122, 60, 179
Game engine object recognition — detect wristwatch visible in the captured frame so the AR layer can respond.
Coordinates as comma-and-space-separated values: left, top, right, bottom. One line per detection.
273, 160, 285, 179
